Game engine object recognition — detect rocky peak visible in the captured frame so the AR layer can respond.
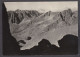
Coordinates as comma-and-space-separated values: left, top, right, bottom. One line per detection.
8, 10, 41, 24
60, 9, 72, 23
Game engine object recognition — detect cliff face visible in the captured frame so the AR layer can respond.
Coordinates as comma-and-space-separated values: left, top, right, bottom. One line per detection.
2, 3, 20, 55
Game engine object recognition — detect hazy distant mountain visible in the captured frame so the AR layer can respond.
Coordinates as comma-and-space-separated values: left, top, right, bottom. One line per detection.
8, 9, 78, 50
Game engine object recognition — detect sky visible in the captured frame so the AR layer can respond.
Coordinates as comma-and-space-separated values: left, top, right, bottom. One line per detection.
4, 1, 78, 12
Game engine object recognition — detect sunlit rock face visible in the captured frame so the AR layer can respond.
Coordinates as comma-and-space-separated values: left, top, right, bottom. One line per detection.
8, 9, 78, 50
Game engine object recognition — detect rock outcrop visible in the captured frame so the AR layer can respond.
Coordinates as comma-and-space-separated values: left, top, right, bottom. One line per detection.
2, 3, 20, 55
58, 34, 78, 54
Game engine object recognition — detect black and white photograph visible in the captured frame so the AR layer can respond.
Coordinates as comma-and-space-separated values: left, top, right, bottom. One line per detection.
2, 1, 78, 55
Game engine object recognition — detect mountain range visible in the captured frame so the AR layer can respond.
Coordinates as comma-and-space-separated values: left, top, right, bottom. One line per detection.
8, 8, 78, 50
3, 3, 78, 55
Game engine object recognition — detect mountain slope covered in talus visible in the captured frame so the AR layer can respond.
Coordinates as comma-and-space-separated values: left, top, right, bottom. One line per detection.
8, 9, 78, 50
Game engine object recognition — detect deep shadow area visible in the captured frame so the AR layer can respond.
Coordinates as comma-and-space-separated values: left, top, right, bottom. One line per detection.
58, 34, 78, 54
20, 39, 59, 55
2, 3, 20, 55
3, 3, 78, 55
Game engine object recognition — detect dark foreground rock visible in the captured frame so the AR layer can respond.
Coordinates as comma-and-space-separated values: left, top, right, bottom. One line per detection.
20, 34, 78, 55
58, 34, 78, 54
20, 39, 59, 55
2, 3, 20, 55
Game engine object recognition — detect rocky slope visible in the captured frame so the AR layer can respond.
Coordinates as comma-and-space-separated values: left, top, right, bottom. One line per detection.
8, 8, 78, 50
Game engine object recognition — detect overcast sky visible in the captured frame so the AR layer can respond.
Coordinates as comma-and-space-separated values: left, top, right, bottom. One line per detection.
4, 1, 78, 12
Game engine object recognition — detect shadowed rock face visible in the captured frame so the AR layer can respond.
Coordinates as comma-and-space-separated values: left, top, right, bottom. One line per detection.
38, 39, 51, 47
58, 34, 78, 54
2, 3, 20, 55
